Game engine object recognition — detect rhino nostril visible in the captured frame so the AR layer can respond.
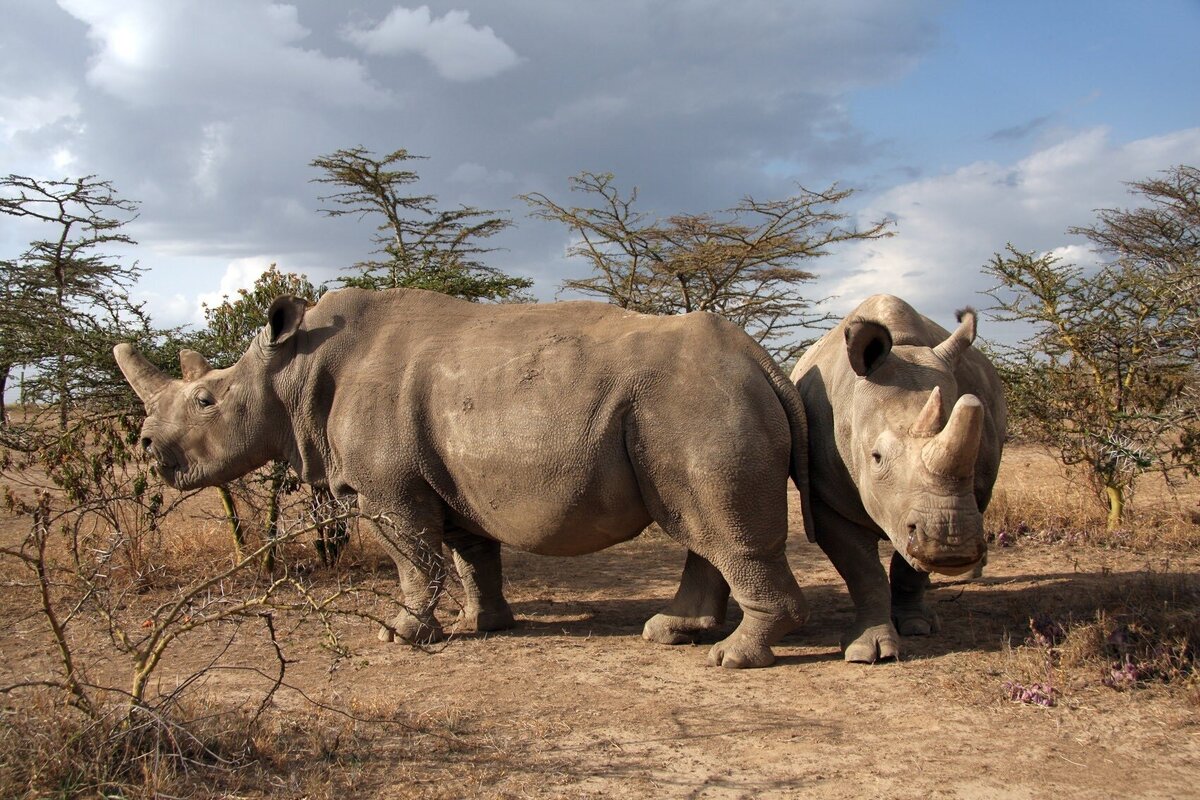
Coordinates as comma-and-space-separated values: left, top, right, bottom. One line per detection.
907, 522, 918, 534
140, 436, 153, 452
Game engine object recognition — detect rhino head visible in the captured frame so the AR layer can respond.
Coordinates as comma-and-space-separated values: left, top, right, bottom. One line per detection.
113, 296, 308, 490
842, 309, 987, 575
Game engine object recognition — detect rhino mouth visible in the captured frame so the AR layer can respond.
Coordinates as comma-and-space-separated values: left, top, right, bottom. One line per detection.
908, 552, 983, 576
146, 443, 196, 490
156, 461, 208, 490
152, 458, 183, 488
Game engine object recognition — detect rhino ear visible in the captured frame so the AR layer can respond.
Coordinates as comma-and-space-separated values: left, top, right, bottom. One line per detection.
179, 349, 212, 381
265, 295, 307, 346
932, 307, 977, 365
845, 318, 892, 377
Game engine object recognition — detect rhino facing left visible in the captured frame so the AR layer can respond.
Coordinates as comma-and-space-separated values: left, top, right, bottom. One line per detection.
115, 287, 815, 668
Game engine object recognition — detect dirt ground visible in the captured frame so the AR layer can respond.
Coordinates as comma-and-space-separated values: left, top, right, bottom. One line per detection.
2, 445, 1199, 798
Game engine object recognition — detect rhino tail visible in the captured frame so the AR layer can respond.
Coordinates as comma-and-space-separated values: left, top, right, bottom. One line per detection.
756, 352, 817, 544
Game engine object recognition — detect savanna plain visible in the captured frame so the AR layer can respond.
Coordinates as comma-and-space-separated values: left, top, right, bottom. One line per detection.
2, 443, 1199, 799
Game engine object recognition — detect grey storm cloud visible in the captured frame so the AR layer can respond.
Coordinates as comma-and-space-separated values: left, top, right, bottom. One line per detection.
1, 0, 943, 308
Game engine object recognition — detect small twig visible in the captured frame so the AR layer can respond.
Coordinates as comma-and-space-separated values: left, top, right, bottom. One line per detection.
250, 612, 290, 730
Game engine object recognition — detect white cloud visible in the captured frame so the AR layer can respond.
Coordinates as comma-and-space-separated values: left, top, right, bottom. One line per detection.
343, 5, 520, 81
194, 256, 278, 323
51, 147, 77, 172
192, 122, 232, 199
135, 290, 193, 328
56, 0, 390, 107
1043, 244, 1101, 271
0, 87, 80, 140
816, 127, 1200, 333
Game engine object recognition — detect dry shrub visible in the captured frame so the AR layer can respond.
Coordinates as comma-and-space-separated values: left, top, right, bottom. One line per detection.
0, 692, 255, 799
986, 452, 1200, 552
0, 692, 525, 800
997, 569, 1200, 708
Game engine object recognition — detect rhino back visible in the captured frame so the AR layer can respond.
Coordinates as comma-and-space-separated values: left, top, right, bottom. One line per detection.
288, 288, 792, 554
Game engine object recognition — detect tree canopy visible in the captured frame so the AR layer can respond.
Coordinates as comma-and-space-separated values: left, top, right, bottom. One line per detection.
983, 165, 1200, 529
522, 172, 891, 363
310, 147, 531, 302
0, 174, 148, 430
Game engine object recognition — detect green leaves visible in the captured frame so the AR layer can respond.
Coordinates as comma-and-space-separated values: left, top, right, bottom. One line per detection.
191, 263, 323, 368
310, 147, 532, 303
983, 165, 1200, 528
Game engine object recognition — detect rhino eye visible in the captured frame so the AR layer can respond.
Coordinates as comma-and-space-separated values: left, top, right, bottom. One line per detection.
196, 393, 215, 408
871, 451, 882, 465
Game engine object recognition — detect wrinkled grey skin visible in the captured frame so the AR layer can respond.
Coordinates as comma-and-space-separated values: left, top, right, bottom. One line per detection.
790, 295, 1006, 663
115, 287, 815, 668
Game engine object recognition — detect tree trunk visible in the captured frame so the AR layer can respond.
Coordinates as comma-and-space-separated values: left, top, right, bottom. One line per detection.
57, 355, 68, 431
262, 461, 288, 572
0, 364, 8, 426
1105, 484, 1125, 531
216, 485, 245, 560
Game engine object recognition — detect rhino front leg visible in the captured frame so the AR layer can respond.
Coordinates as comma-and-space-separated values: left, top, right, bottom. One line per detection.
889, 551, 940, 636
643, 549, 730, 644
443, 527, 516, 633
362, 499, 447, 645
813, 499, 899, 663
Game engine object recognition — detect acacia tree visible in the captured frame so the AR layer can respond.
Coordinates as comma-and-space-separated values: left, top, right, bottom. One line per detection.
310, 147, 531, 301
983, 165, 1200, 530
522, 172, 892, 362
0, 174, 149, 432
0, 261, 35, 425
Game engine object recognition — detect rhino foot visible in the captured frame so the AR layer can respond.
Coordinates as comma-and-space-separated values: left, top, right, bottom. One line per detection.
456, 607, 517, 633
706, 633, 775, 669
892, 603, 940, 637
841, 621, 901, 663
642, 613, 721, 645
378, 611, 445, 645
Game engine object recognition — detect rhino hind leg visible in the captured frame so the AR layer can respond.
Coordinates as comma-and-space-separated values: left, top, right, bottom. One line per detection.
889, 551, 941, 636
813, 500, 901, 663
651, 504, 807, 668
643, 550, 730, 645
444, 527, 516, 633
703, 552, 808, 669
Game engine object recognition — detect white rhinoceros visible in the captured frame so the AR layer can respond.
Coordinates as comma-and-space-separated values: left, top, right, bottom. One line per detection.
791, 294, 1006, 663
115, 287, 815, 668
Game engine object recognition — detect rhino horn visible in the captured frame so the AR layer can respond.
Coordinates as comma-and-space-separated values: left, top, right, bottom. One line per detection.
179, 349, 212, 382
911, 386, 945, 437
921, 394, 984, 478
114, 343, 171, 402
932, 307, 977, 365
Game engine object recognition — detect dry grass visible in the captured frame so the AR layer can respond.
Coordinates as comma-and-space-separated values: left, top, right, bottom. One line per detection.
4, 440, 1200, 797
0, 691, 562, 800
985, 444, 1200, 552
994, 568, 1200, 709
983, 446, 1200, 707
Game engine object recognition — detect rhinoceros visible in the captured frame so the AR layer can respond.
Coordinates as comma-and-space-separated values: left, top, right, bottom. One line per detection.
790, 294, 1006, 663
115, 287, 814, 668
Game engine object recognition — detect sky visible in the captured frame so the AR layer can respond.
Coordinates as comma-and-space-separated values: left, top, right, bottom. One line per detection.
2, 0, 1199, 348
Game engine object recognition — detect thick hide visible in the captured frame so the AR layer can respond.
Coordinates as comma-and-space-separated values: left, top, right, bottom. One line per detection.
116, 287, 815, 668
791, 294, 1006, 663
